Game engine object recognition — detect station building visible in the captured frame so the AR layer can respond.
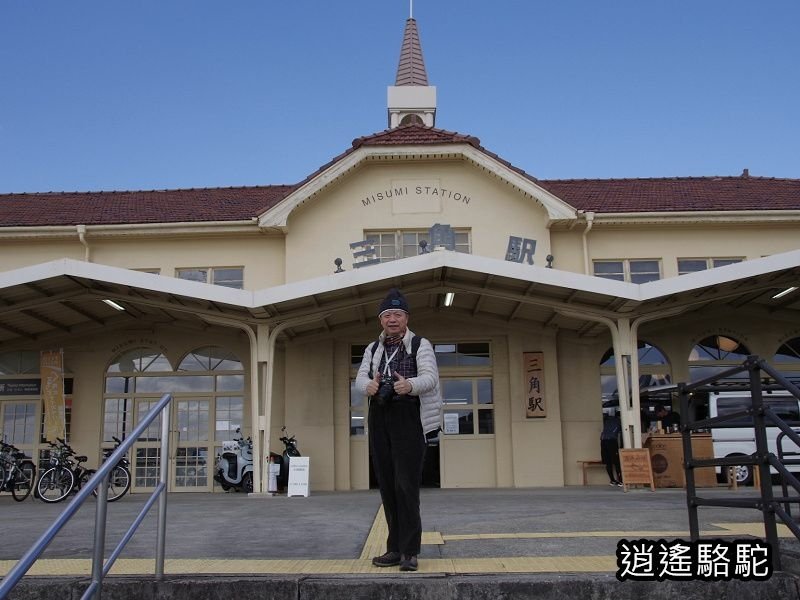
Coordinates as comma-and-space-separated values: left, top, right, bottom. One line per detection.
1, 18, 799, 494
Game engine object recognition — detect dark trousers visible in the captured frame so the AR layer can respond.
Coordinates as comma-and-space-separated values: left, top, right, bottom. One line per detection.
601, 438, 621, 482
369, 399, 426, 556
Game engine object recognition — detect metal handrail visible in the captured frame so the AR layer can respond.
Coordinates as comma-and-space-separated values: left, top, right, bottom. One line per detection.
0, 392, 173, 600
680, 356, 800, 572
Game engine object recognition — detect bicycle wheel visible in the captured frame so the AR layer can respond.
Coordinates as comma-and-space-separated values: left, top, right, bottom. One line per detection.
102, 465, 131, 501
37, 466, 75, 503
11, 461, 36, 502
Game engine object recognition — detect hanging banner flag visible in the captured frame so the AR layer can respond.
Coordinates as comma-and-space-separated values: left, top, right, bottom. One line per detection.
41, 350, 65, 442
523, 351, 546, 418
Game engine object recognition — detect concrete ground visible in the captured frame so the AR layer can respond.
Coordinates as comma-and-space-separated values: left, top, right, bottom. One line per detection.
2, 485, 800, 598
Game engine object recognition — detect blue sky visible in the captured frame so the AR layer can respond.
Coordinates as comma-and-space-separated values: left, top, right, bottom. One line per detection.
1, 1, 798, 194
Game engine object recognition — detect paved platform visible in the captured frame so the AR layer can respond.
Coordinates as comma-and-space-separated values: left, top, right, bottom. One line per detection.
1, 485, 798, 579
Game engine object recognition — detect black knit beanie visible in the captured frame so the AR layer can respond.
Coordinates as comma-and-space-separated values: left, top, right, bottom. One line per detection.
378, 288, 409, 316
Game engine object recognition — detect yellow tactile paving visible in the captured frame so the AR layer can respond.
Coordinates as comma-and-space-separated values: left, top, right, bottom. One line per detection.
0, 556, 620, 576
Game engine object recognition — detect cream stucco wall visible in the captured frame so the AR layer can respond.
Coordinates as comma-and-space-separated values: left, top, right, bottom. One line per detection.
284, 160, 553, 282
586, 224, 800, 279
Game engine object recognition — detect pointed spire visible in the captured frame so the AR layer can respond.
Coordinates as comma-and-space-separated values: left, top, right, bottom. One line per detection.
395, 18, 429, 86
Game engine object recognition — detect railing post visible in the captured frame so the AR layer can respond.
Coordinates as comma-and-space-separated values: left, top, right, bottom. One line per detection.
679, 382, 700, 541
89, 471, 110, 600
155, 402, 171, 580
748, 357, 781, 571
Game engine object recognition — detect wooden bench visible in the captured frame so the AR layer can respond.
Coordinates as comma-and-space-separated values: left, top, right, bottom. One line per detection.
577, 460, 605, 485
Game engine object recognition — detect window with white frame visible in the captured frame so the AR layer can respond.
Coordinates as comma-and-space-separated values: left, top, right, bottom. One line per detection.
364, 229, 471, 262
677, 258, 743, 275
593, 259, 661, 283
175, 267, 244, 289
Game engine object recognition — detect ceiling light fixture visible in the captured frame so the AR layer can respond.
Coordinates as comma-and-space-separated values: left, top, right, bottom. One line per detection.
444, 292, 455, 307
772, 287, 798, 300
102, 299, 126, 311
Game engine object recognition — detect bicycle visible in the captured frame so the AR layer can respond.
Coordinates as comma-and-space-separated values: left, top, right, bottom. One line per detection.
36, 438, 91, 503
36, 437, 131, 503
96, 436, 131, 502
0, 441, 37, 502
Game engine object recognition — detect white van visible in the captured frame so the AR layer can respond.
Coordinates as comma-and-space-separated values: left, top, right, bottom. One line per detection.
709, 391, 800, 485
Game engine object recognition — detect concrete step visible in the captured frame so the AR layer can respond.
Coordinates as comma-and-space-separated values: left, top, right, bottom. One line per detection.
7, 573, 800, 600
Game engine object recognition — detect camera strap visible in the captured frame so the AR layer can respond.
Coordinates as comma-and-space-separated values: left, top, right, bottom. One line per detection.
382, 346, 400, 377
368, 336, 422, 379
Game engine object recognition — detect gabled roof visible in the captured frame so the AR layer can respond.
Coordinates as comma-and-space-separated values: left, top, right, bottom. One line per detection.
395, 18, 429, 86
259, 124, 576, 226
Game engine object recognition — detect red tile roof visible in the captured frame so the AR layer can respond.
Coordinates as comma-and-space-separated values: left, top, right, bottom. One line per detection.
0, 186, 295, 227
537, 176, 800, 213
1, 124, 798, 227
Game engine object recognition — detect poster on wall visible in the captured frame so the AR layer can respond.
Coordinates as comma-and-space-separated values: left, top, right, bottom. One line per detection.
41, 349, 65, 442
443, 412, 460, 434
523, 351, 546, 418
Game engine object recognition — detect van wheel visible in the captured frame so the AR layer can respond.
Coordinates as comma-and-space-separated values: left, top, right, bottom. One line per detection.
726, 456, 753, 486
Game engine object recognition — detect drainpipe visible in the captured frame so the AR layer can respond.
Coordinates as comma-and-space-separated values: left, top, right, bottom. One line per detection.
77, 225, 91, 262
581, 212, 595, 274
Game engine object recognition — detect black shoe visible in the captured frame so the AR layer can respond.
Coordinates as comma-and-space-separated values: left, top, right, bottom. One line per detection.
400, 554, 418, 572
372, 551, 401, 567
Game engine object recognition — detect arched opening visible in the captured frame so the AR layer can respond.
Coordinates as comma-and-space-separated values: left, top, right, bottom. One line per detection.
771, 337, 800, 386
600, 340, 672, 426
104, 347, 173, 491
103, 345, 246, 492
688, 335, 752, 384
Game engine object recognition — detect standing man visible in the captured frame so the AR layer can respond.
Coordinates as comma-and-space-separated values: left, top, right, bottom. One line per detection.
600, 407, 623, 487
355, 288, 441, 572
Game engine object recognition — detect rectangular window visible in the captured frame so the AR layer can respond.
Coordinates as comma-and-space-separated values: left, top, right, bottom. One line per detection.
678, 258, 743, 275
3, 401, 38, 445
176, 267, 244, 289
364, 229, 471, 262
214, 396, 243, 440
594, 259, 661, 283
135, 447, 161, 488
349, 380, 366, 436
103, 398, 130, 442
442, 378, 494, 436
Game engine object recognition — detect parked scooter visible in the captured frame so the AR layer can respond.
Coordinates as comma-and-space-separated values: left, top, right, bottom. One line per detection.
214, 428, 253, 493
269, 426, 301, 492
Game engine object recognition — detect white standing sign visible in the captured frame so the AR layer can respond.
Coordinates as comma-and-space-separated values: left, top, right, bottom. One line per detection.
287, 456, 310, 497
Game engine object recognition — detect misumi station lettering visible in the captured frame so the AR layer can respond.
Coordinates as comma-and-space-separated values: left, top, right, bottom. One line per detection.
362, 185, 471, 207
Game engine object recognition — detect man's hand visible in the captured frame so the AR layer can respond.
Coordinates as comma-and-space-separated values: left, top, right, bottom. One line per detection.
393, 372, 412, 395
366, 372, 382, 396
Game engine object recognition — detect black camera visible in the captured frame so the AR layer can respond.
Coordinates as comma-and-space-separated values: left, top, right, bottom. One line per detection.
375, 379, 395, 403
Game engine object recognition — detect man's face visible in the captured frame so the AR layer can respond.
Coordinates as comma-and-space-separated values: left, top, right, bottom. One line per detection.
379, 310, 408, 336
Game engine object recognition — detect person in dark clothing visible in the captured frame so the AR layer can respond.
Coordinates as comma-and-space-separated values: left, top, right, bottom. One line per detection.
655, 404, 681, 431
355, 288, 441, 572
600, 410, 623, 486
